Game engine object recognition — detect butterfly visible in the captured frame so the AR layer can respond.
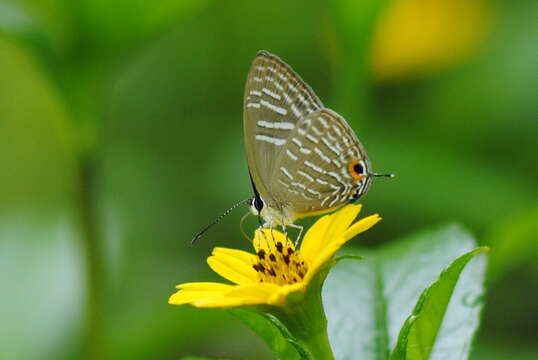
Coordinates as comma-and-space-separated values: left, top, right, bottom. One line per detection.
244, 51, 392, 238
191, 51, 391, 244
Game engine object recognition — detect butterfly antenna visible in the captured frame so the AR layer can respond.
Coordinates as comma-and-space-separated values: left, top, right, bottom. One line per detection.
191, 198, 252, 245
371, 173, 395, 178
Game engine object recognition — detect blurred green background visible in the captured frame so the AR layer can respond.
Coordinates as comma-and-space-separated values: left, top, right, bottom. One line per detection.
1, 0, 536, 359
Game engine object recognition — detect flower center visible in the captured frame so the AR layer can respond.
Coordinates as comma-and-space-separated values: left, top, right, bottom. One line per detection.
252, 241, 309, 285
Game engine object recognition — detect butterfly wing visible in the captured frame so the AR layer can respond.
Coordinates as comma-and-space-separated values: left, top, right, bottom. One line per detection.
271, 108, 372, 217
243, 51, 323, 208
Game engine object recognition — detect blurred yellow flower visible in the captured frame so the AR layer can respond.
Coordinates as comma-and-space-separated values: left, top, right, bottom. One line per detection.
169, 204, 381, 308
371, 0, 492, 81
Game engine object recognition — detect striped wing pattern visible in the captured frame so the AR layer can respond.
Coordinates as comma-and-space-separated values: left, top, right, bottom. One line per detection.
273, 108, 371, 215
243, 51, 323, 206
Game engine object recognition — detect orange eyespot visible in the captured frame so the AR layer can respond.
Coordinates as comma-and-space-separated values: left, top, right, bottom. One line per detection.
348, 159, 365, 182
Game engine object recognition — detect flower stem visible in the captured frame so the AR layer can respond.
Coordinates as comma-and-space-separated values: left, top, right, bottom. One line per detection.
278, 300, 334, 359
294, 325, 335, 360
274, 273, 335, 359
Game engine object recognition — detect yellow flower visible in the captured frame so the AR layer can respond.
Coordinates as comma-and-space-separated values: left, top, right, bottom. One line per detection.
169, 204, 381, 309
371, 0, 493, 81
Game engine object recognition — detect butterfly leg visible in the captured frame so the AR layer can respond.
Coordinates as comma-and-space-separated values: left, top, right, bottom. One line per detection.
287, 223, 304, 248
259, 224, 277, 252
269, 226, 276, 244
265, 225, 277, 251
256, 216, 269, 252
281, 224, 291, 247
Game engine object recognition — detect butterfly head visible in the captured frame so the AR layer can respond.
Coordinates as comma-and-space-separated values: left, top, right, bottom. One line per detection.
249, 194, 297, 228
347, 159, 371, 203
249, 195, 265, 217
347, 158, 394, 203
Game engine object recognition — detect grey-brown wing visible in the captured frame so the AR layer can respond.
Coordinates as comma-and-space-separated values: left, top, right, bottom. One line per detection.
271, 108, 372, 215
243, 51, 323, 206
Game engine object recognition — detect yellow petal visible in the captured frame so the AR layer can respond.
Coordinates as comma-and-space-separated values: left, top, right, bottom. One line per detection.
193, 295, 266, 308
341, 214, 382, 243
267, 282, 305, 306
305, 243, 341, 282
226, 283, 278, 300
207, 254, 257, 285
212, 247, 256, 267
176, 282, 235, 291
169, 289, 228, 305
306, 215, 381, 280
323, 204, 362, 245
300, 214, 332, 263
253, 228, 293, 252
299, 205, 360, 262
170, 283, 277, 308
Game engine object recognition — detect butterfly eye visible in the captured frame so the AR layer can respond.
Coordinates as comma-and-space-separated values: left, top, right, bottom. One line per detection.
254, 196, 264, 212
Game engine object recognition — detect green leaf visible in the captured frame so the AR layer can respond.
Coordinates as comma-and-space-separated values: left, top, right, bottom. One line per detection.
323, 224, 487, 360
229, 309, 301, 360
391, 247, 489, 360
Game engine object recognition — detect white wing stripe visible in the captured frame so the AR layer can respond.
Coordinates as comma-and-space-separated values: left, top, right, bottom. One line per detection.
329, 195, 340, 207
297, 170, 314, 182
304, 160, 325, 174
314, 147, 331, 163
311, 125, 322, 135
327, 171, 342, 182
321, 137, 340, 155
262, 87, 281, 100
332, 125, 342, 136
280, 167, 294, 180
291, 182, 306, 190
318, 117, 329, 128
291, 104, 302, 118
307, 188, 322, 197
255, 135, 286, 146
286, 149, 298, 160
306, 133, 319, 144
283, 92, 292, 104
260, 100, 287, 115
257, 120, 295, 130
